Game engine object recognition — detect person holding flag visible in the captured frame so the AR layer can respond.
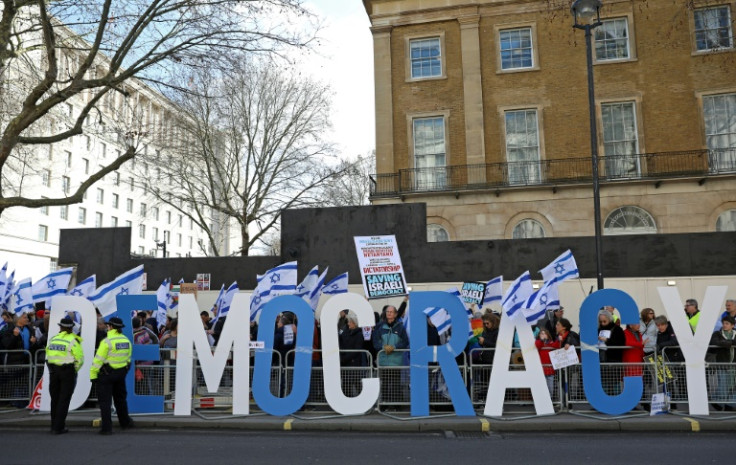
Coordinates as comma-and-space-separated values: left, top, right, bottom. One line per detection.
46, 317, 83, 435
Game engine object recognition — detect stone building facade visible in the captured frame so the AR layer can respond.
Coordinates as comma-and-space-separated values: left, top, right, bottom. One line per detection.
363, 0, 736, 242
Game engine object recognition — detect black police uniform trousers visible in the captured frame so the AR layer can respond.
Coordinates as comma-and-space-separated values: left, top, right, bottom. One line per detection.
48, 364, 77, 432
97, 366, 133, 432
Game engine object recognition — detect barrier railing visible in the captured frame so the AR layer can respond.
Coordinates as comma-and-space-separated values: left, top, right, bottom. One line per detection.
5, 346, 736, 414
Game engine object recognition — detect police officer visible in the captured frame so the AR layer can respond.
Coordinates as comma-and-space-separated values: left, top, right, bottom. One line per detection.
46, 317, 83, 435
91, 316, 134, 435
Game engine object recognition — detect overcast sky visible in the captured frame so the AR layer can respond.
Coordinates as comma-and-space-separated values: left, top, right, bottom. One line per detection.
302, 1, 375, 161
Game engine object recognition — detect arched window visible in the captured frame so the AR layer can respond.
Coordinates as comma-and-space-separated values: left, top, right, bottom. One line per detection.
716, 209, 736, 231
427, 224, 449, 242
512, 219, 545, 239
604, 206, 656, 235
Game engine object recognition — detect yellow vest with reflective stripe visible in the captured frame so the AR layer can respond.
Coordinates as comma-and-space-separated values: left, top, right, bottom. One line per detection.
46, 331, 84, 371
90, 329, 132, 379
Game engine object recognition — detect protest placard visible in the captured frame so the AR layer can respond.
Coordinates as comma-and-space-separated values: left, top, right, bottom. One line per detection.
549, 345, 580, 370
354, 235, 408, 299
461, 281, 486, 306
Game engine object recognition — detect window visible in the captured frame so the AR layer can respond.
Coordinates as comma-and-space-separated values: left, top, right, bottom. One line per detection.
126, 198, 133, 213
412, 116, 446, 190
62, 176, 70, 194
166, 211, 172, 224
694, 6, 733, 51
190, 218, 194, 230
500, 27, 533, 70
140, 202, 147, 217
178, 214, 183, 227
111, 216, 118, 227
504, 109, 541, 185
60, 205, 68, 220
100, 142, 107, 158
83, 158, 89, 174
40, 200, 48, 215
38, 225, 48, 242
427, 224, 449, 242
114, 172, 120, 186
139, 224, 146, 239
78, 207, 87, 224
96, 188, 104, 204
95, 212, 103, 227
65, 151, 72, 168
129, 177, 135, 191
153, 227, 159, 241
604, 206, 656, 235
138, 246, 145, 255
716, 209, 736, 231
112, 193, 119, 209
189, 237, 193, 249
512, 219, 545, 239
153, 207, 159, 220
164, 230, 170, 242
595, 18, 630, 61
85, 135, 91, 150
409, 37, 442, 79
42, 169, 51, 187
125, 220, 132, 228
601, 101, 640, 178
177, 233, 182, 247
703, 93, 736, 173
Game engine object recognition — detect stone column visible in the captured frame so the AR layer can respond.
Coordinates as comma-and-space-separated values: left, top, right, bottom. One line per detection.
371, 26, 394, 175
458, 15, 486, 184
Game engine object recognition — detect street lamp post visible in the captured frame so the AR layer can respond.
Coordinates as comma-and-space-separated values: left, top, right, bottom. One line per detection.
572, 0, 604, 290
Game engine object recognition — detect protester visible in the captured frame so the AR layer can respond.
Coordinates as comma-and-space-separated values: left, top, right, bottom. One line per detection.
132, 317, 157, 395
274, 313, 297, 366
1, 312, 40, 364
91, 317, 134, 435
538, 307, 565, 339
684, 298, 700, 333
709, 315, 736, 411
654, 315, 682, 409
556, 318, 580, 350
714, 299, 736, 331
477, 312, 499, 364
159, 318, 178, 349
598, 309, 625, 395
46, 317, 83, 434
639, 308, 657, 356
535, 328, 560, 396
373, 304, 409, 404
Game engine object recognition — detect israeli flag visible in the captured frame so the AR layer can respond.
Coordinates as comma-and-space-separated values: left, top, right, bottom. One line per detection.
156, 279, 171, 329
250, 261, 298, 321
219, 281, 239, 321
89, 265, 145, 317
0, 263, 10, 309
306, 268, 329, 311
12, 278, 34, 315
1, 270, 15, 311
424, 306, 452, 336
69, 275, 96, 298
32, 267, 73, 303
294, 266, 320, 298
501, 271, 533, 319
210, 284, 226, 325
178, 277, 185, 285
483, 275, 503, 306
540, 249, 579, 284
523, 279, 561, 324
322, 272, 349, 295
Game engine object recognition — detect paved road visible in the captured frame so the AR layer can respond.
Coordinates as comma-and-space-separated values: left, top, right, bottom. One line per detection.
0, 429, 731, 465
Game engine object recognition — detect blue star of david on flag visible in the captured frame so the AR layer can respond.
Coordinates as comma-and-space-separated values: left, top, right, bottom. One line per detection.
539, 293, 548, 304
253, 294, 262, 306
117, 287, 129, 296
46, 278, 57, 289
14, 290, 22, 304
554, 263, 565, 275
330, 284, 339, 290
270, 273, 280, 284
70, 289, 84, 296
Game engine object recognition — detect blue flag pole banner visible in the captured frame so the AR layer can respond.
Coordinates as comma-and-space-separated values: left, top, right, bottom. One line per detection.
460, 281, 486, 307
1, 270, 15, 311
354, 235, 408, 299
540, 249, 579, 284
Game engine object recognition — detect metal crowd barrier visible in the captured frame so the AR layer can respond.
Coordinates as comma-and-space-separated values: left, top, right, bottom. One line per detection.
0, 350, 33, 405
661, 346, 736, 408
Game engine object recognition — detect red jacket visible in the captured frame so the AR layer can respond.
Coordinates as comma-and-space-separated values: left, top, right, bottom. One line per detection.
622, 328, 645, 377
535, 339, 560, 376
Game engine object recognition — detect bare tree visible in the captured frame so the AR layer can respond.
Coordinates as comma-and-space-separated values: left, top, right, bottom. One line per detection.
320, 151, 374, 207
142, 56, 344, 256
0, 0, 317, 217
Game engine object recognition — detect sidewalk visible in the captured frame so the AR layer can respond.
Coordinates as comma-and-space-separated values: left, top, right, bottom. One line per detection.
2, 407, 735, 433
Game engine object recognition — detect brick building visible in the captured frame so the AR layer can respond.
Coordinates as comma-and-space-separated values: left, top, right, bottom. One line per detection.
362, 0, 736, 242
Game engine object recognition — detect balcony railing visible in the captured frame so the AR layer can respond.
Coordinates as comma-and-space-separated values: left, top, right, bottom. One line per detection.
369, 149, 736, 197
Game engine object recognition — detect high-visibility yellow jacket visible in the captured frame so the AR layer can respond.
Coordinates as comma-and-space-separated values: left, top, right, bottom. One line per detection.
46, 331, 84, 372
90, 329, 132, 380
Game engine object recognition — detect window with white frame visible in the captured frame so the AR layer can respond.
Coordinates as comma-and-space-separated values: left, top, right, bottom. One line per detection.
40, 199, 48, 215
126, 198, 133, 213
601, 101, 640, 178
512, 219, 545, 239
427, 224, 449, 242
125, 220, 132, 228
129, 177, 134, 191
694, 6, 733, 51
153, 227, 159, 241
412, 116, 446, 190
112, 193, 119, 209
153, 207, 159, 220
114, 172, 120, 186
166, 211, 172, 224
499, 27, 534, 70
139, 224, 146, 239
703, 93, 736, 172
38, 225, 48, 242
42, 169, 51, 187
62, 176, 70, 194
716, 209, 736, 231
60, 205, 68, 220
83, 158, 89, 174
78, 207, 86, 224
95, 212, 103, 228
65, 151, 72, 167
96, 188, 104, 204
504, 109, 541, 185
111, 216, 118, 227
595, 18, 630, 60
604, 206, 656, 235
140, 202, 147, 217
410, 37, 442, 79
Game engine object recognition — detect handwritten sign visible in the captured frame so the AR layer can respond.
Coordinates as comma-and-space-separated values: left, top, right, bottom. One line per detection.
549, 345, 580, 370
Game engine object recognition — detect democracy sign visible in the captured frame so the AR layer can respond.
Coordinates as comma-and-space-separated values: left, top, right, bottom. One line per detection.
40, 285, 728, 418
460, 281, 486, 306
354, 235, 407, 299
